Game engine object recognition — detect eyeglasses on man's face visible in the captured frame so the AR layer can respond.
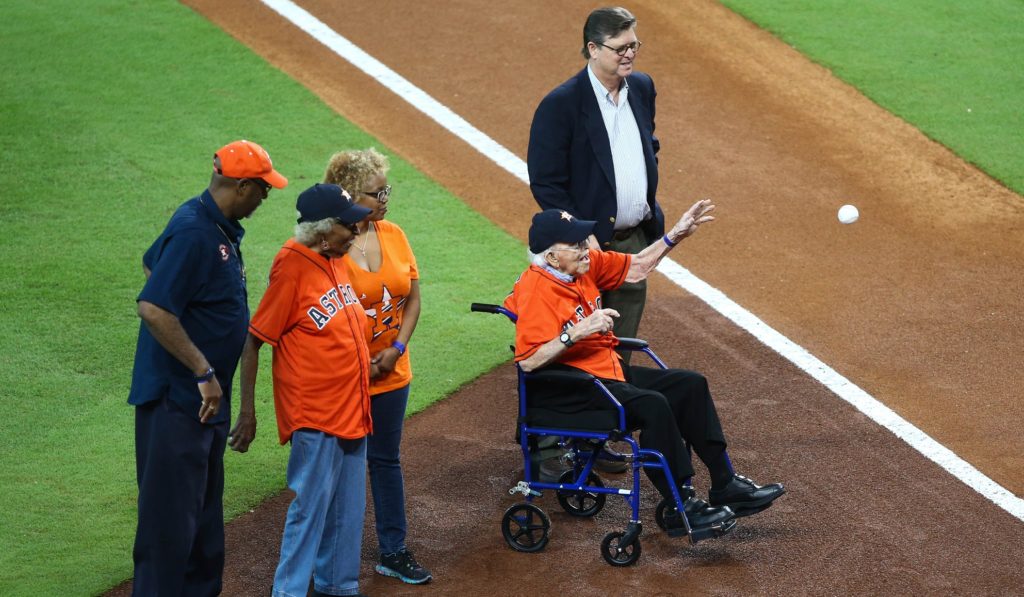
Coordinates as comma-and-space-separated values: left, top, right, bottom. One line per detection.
242, 178, 272, 197
361, 184, 392, 202
598, 40, 642, 57
555, 240, 590, 255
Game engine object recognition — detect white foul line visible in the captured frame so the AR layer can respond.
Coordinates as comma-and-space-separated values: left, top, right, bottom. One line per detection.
260, 0, 1024, 522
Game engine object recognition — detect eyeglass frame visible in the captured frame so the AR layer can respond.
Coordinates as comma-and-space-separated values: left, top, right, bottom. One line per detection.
553, 240, 590, 255
334, 219, 360, 236
241, 178, 272, 197
361, 184, 392, 202
596, 39, 642, 57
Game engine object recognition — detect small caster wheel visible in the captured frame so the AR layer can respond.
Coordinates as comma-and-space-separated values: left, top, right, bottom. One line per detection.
655, 497, 677, 531
601, 530, 642, 566
501, 503, 551, 553
556, 470, 607, 517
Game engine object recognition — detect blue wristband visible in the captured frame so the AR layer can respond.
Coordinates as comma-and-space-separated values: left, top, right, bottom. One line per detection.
391, 340, 406, 355
194, 367, 216, 383
662, 234, 678, 248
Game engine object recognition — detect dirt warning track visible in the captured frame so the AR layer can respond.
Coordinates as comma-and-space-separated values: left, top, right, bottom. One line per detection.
116, 0, 1024, 593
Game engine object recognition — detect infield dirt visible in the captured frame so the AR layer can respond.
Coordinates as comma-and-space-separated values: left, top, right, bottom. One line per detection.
110, 1, 1024, 594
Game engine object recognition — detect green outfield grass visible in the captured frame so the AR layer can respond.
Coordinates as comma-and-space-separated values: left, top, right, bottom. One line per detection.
0, 1, 523, 594
4, 0, 1022, 595
721, 0, 1024, 196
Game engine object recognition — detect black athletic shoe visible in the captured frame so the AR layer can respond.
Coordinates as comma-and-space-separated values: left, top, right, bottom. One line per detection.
376, 548, 432, 585
708, 474, 785, 517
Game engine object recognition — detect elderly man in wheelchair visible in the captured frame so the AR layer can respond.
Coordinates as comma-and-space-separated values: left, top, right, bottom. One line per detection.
501, 201, 785, 549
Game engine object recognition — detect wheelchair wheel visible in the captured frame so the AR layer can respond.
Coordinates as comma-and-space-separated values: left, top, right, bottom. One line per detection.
556, 470, 607, 517
601, 530, 642, 566
501, 503, 551, 553
654, 497, 677, 531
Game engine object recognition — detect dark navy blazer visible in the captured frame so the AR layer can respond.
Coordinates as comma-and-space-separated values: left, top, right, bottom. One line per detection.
527, 67, 664, 247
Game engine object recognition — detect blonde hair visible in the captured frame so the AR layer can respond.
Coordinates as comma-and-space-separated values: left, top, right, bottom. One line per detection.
323, 148, 390, 193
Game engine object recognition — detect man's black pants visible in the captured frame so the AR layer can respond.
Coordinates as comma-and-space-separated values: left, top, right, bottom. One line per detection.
133, 396, 227, 597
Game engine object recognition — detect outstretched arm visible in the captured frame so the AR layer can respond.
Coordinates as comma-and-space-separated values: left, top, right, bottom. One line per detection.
625, 199, 716, 283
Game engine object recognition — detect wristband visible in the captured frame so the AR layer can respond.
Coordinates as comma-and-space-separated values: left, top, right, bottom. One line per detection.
662, 234, 678, 248
391, 340, 407, 355
194, 367, 216, 383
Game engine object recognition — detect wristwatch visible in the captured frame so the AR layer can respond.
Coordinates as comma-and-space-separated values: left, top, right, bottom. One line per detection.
559, 332, 574, 348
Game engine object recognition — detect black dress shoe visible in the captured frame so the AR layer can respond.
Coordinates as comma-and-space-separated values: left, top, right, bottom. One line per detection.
709, 474, 785, 517
663, 488, 737, 538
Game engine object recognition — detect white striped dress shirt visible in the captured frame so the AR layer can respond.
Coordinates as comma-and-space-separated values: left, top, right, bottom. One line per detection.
587, 65, 649, 230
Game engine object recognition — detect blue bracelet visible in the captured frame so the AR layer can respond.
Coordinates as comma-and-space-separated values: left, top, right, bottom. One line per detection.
662, 234, 678, 248
391, 340, 407, 355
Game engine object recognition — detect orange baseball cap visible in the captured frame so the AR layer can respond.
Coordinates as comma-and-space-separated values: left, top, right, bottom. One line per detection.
213, 140, 288, 189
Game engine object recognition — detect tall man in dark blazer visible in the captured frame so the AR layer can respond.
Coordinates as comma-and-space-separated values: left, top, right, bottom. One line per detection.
527, 6, 663, 348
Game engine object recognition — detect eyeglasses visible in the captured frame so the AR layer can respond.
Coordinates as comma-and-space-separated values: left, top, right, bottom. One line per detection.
555, 240, 590, 254
335, 219, 359, 236
598, 40, 642, 57
361, 184, 392, 202
242, 178, 272, 196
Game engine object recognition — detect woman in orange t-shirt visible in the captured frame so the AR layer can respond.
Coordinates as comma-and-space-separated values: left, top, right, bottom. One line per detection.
324, 148, 430, 586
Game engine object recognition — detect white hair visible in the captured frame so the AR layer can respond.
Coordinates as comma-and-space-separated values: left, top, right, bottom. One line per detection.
528, 246, 556, 267
294, 213, 336, 245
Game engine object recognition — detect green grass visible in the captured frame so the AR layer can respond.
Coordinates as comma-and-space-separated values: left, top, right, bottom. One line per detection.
5, 0, 1021, 595
720, 0, 1024, 196
0, 1, 522, 594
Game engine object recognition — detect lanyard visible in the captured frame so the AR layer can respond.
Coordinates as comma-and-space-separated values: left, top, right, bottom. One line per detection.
200, 197, 246, 285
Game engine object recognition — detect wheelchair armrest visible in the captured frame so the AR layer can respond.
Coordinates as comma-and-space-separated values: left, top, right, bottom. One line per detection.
470, 302, 517, 322
616, 337, 649, 351
523, 369, 596, 389
470, 302, 501, 313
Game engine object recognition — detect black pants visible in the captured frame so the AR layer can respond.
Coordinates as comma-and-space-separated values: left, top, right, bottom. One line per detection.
133, 396, 227, 597
531, 366, 730, 500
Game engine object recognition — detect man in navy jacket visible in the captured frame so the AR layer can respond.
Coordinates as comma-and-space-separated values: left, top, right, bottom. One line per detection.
527, 6, 664, 347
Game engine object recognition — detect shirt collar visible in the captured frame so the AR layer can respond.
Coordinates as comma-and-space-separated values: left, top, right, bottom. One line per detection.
541, 263, 575, 284
199, 189, 245, 243
587, 63, 628, 106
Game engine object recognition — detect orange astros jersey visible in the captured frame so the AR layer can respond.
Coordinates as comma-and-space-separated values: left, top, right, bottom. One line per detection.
249, 238, 373, 444
504, 249, 631, 381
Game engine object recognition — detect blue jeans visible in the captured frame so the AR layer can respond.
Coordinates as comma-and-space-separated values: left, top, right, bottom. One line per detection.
368, 385, 410, 554
272, 430, 367, 597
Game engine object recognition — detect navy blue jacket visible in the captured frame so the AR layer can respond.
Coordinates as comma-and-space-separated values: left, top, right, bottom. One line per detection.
527, 67, 664, 247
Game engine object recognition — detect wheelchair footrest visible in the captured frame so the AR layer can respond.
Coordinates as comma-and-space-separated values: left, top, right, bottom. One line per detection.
687, 518, 738, 543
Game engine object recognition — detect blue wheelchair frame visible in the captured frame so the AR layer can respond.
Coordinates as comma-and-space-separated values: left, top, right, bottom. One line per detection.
472, 302, 701, 566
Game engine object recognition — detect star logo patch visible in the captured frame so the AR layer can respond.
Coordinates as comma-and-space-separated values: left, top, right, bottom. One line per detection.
560, 211, 574, 221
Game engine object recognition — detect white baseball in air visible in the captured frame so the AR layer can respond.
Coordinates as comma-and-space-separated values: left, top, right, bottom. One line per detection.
837, 204, 859, 224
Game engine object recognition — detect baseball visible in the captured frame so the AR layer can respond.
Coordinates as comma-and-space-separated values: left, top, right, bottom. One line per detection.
837, 204, 859, 224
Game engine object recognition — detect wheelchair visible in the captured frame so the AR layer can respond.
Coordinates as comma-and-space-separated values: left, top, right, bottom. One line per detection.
471, 302, 736, 566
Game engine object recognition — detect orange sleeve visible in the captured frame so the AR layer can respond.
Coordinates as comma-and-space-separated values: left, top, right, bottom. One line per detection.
511, 275, 563, 361
381, 222, 418, 280
589, 249, 631, 291
397, 225, 419, 280
249, 253, 299, 347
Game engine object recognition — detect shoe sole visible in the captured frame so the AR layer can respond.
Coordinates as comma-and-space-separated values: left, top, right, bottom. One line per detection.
711, 487, 786, 512
375, 564, 432, 585
731, 501, 776, 518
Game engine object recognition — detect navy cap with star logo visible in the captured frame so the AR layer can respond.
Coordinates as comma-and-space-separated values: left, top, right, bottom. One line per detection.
528, 209, 597, 253
295, 183, 372, 225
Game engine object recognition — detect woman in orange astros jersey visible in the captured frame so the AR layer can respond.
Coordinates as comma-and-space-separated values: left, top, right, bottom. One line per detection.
324, 148, 432, 586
